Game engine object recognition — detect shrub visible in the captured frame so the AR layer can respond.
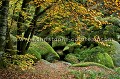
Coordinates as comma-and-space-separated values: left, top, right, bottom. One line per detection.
74, 46, 104, 61
1, 53, 36, 70
64, 53, 79, 64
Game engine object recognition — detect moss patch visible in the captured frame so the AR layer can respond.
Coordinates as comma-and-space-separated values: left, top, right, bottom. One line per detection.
26, 36, 60, 62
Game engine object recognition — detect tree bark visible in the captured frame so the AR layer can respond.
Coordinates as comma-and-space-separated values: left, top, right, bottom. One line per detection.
0, 0, 9, 56
21, 5, 52, 54
17, 0, 31, 54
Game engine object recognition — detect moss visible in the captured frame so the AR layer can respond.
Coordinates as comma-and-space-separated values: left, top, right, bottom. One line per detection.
26, 36, 60, 62
64, 54, 79, 64
69, 70, 86, 79
108, 40, 120, 66
95, 53, 114, 68
63, 42, 79, 53
72, 62, 113, 71
26, 46, 41, 60
74, 46, 104, 61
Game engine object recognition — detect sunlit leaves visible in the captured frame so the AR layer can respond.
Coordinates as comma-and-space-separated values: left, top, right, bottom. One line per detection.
2, 53, 36, 70
115, 0, 120, 6
34, 0, 56, 8
8, 0, 120, 47
104, 0, 120, 16
93, 35, 110, 46
52, 27, 63, 34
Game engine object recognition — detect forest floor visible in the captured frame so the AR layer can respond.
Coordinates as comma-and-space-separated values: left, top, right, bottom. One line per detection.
0, 59, 117, 79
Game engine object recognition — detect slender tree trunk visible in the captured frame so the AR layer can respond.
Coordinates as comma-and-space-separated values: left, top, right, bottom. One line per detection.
0, 0, 9, 56
20, 6, 41, 54
17, 0, 31, 54
17, 1, 53, 54
21, 5, 52, 54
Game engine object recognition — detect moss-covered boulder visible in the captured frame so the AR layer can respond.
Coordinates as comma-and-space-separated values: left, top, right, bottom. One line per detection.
52, 36, 67, 48
26, 36, 60, 62
74, 46, 105, 62
72, 62, 113, 71
94, 53, 114, 68
63, 43, 79, 53
64, 54, 79, 64
109, 40, 120, 66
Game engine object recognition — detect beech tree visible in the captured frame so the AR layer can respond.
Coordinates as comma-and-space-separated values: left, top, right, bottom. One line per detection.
0, 0, 9, 57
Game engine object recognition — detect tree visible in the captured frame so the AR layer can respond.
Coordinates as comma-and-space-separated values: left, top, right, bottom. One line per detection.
16, 0, 54, 54
0, 0, 119, 56
0, 0, 9, 57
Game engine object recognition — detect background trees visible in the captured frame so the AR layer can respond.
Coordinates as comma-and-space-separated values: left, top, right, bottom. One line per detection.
2, 0, 119, 55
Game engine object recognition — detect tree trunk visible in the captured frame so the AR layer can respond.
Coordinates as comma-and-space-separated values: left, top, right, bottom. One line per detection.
17, 1, 53, 55
20, 6, 41, 54
17, 0, 31, 54
0, 0, 9, 57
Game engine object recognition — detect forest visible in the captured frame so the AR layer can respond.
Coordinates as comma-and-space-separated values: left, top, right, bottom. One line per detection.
0, 0, 120, 79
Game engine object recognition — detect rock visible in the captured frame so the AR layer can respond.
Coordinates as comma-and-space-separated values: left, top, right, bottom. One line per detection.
27, 46, 41, 60
62, 61, 72, 66
63, 43, 79, 53
109, 40, 120, 66
64, 54, 79, 64
94, 53, 114, 68
26, 36, 60, 62
74, 46, 105, 61
72, 62, 113, 71
56, 50, 64, 56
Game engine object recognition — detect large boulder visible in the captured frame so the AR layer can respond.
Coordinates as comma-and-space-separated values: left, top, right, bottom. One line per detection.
74, 46, 105, 61
73, 46, 114, 68
26, 36, 60, 62
72, 62, 113, 71
94, 53, 114, 68
109, 40, 120, 66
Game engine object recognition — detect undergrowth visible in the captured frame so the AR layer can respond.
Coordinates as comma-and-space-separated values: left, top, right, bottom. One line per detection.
0, 53, 37, 70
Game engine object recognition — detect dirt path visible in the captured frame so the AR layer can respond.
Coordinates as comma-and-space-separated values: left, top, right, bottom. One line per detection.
0, 60, 116, 79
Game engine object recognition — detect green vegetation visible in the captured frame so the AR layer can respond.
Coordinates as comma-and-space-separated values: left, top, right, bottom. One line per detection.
69, 70, 106, 79
26, 36, 60, 62
64, 53, 79, 64
94, 53, 114, 68
109, 40, 120, 67
52, 36, 67, 48
0, 0, 120, 78
72, 62, 113, 71
1, 53, 36, 70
